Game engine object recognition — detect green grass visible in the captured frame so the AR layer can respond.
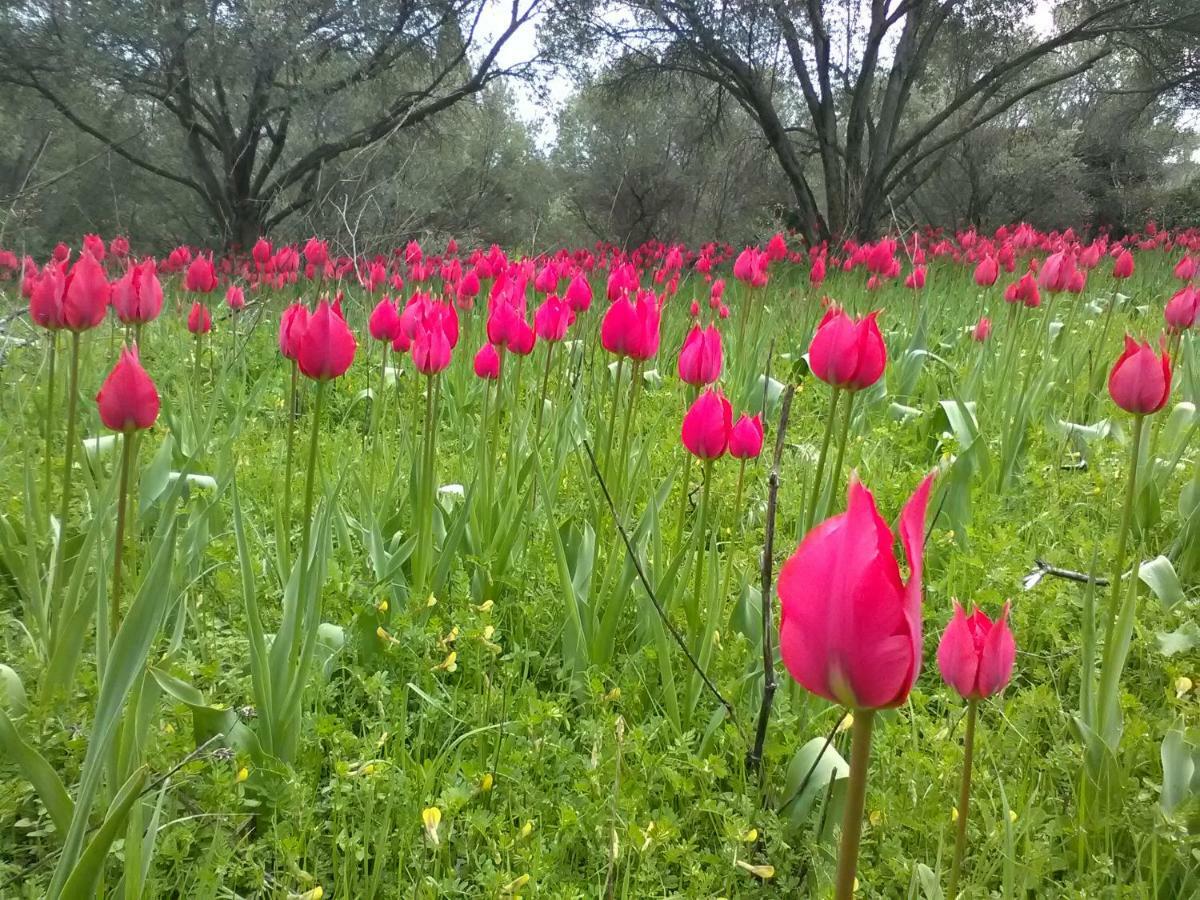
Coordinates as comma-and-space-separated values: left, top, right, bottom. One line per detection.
1, 255, 1198, 897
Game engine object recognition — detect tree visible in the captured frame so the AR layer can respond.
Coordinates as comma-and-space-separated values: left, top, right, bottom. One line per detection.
580, 0, 1189, 241
552, 63, 787, 246
0, 0, 543, 246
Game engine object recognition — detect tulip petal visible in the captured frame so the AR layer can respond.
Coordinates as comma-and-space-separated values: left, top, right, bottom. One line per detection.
936, 601, 980, 699
976, 601, 1016, 698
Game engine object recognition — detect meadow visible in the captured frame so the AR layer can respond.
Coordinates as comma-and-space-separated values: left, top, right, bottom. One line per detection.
0, 229, 1198, 897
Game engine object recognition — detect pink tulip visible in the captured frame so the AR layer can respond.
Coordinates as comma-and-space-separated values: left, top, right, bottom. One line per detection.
96, 345, 159, 432
473, 343, 501, 380
186, 302, 212, 335
778, 474, 933, 709
677, 324, 723, 386
681, 388, 732, 460
298, 300, 356, 380
184, 255, 218, 293
62, 253, 110, 331
225, 284, 246, 311
279, 303, 309, 361
1108, 335, 1170, 415
973, 257, 998, 287
534, 294, 572, 342
368, 297, 402, 342
1113, 249, 1134, 279
1174, 256, 1197, 283
729, 413, 764, 459
936, 601, 1016, 700
808, 308, 886, 392
971, 317, 992, 342
112, 261, 164, 325
1165, 286, 1199, 331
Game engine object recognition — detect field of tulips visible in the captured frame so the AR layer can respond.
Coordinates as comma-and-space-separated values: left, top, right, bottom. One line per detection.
1, 226, 1199, 897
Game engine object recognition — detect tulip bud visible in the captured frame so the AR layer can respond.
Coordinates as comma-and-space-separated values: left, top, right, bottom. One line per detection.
681, 388, 732, 460
96, 345, 160, 432
187, 302, 212, 335
474, 343, 501, 380
1112, 249, 1134, 280
368, 298, 402, 342
808, 308, 886, 392
971, 317, 992, 342
225, 284, 246, 311
279, 303, 310, 361
677, 324, 723, 386
936, 601, 1016, 700
1108, 335, 1170, 415
63, 253, 110, 331
113, 262, 164, 325
298, 300, 356, 380
1165, 286, 1199, 331
729, 413, 764, 459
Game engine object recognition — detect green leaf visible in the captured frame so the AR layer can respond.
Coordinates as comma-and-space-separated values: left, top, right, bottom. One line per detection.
1138, 556, 1185, 609
780, 734, 849, 827
0, 708, 74, 836
1156, 622, 1200, 657
58, 765, 149, 900
1161, 722, 1195, 816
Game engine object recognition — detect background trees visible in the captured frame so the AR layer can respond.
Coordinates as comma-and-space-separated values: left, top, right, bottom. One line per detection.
0, 0, 1197, 253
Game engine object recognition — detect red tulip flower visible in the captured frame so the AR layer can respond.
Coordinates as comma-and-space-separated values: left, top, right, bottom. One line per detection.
62, 253, 110, 331
534, 294, 572, 341
474, 343, 502, 380
565, 273, 593, 312
971, 317, 992, 342
112, 261, 164, 325
729, 413, 764, 459
808, 308, 886, 392
252, 238, 273, 269
369, 297, 402, 342
809, 256, 827, 286
29, 263, 67, 330
303, 237, 329, 269
187, 302, 212, 335
225, 285, 246, 311
83, 233, 107, 262
1108, 336, 1170, 415
681, 388, 732, 460
1003, 273, 1040, 308
1112, 249, 1134, 280
1165, 286, 1199, 331
937, 601, 1016, 701
298, 300, 356, 380
184, 255, 218, 293
973, 256, 998, 287
279, 303, 310, 361
677, 323, 723, 386
1174, 256, 1196, 283
96, 345, 160, 432
779, 474, 933, 710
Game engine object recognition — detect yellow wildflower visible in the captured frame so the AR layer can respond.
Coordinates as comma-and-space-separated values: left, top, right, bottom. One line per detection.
422, 807, 442, 845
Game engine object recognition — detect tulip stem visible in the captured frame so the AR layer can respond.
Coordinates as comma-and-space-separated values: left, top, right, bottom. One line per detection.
948, 698, 979, 897
52, 331, 82, 603
687, 460, 714, 639
828, 390, 857, 507
110, 429, 136, 638
533, 342, 554, 449
732, 458, 746, 528
299, 380, 326, 577
835, 708, 875, 900
283, 362, 299, 541
614, 361, 643, 503
43, 332, 57, 510
673, 385, 699, 555
603, 357, 625, 473
806, 388, 841, 530
1102, 414, 1143, 654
